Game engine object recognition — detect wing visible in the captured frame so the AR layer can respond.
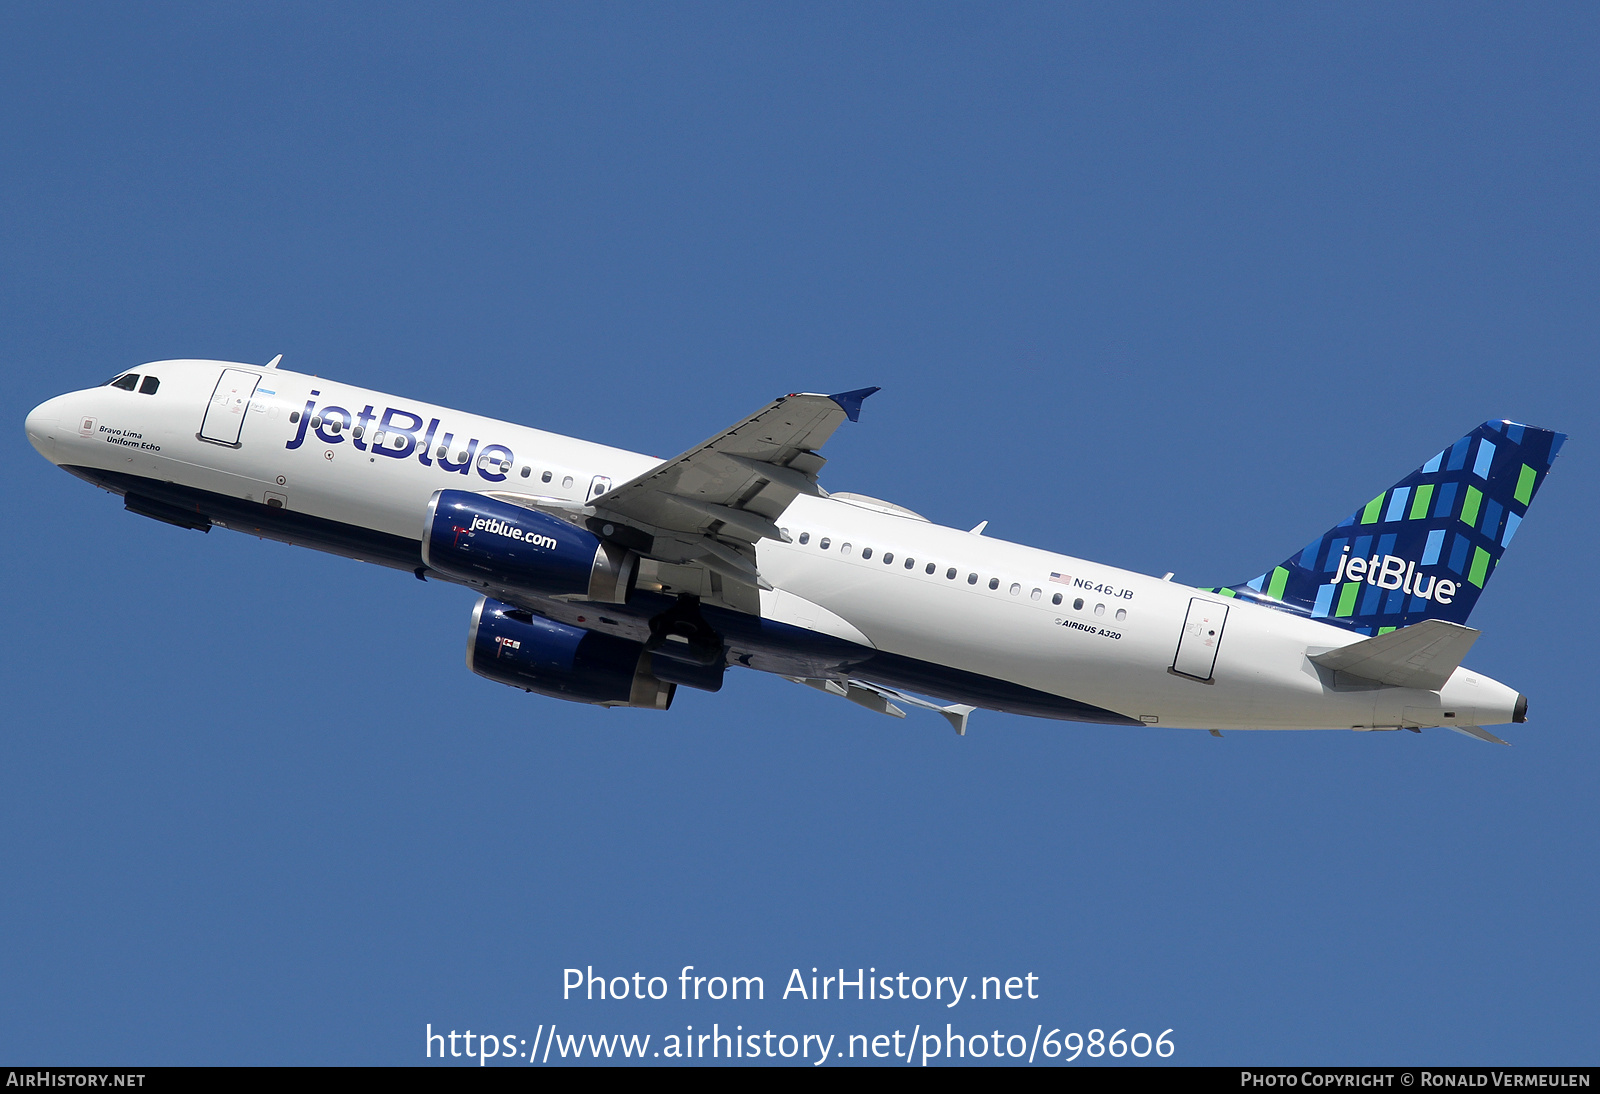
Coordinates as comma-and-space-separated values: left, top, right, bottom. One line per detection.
588, 387, 878, 613
785, 676, 976, 735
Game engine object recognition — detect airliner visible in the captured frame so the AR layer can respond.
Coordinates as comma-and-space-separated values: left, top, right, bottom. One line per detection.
24, 358, 1565, 742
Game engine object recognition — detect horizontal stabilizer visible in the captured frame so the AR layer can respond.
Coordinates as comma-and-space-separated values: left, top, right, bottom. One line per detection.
1308, 619, 1480, 690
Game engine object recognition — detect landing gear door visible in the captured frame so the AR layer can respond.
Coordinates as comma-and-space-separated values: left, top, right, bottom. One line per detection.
1172, 598, 1228, 682
198, 368, 261, 448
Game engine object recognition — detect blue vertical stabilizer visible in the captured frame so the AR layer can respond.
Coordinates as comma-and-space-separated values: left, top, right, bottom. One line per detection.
1213, 421, 1566, 634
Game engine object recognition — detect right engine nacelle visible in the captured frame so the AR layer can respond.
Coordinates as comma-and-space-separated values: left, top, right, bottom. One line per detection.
466, 598, 674, 709
423, 490, 635, 603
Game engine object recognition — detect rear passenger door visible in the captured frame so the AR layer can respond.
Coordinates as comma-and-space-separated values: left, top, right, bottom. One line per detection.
1172, 598, 1228, 682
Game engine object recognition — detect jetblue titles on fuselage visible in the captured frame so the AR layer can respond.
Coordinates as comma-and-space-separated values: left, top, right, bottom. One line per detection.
284, 390, 517, 483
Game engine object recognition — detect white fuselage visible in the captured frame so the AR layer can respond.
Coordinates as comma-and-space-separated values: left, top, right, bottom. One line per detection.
25, 360, 1524, 731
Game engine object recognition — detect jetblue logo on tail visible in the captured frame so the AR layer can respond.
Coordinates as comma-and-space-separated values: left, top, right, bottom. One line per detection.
1215, 420, 1565, 634
1327, 547, 1457, 605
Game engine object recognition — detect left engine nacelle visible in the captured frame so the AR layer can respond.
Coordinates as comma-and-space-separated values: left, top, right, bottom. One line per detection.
423, 490, 635, 603
467, 598, 674, 709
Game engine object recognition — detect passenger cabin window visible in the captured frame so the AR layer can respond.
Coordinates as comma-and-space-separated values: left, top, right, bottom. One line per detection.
989, 578, 1000, 590
542, 471, 552, 483
1009, 583, 1021, 595
925, 563, 935, 575
819, 538, 831, 550
110, 374, 139, 391
289, 411, 301, 423
882, 552, 893, 564
1115, 608, 1127, 622
1052, 592, 1063, 605
967, 573, 978, 584
562, 476, 574, 488
798, 532, 810, 545
841, 543, 852, 555
1030, 588, 1041, 601
1094, 604, 1105, 617
906, 558, 916, 570
1073, 598, 1084, 610
947, 568, 957, 579
521, 466, 531, 478
138, 376, 159, 395
861, 547, 872, 560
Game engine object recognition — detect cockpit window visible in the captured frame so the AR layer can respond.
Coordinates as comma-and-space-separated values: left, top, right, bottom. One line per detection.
109, 374, 139, 391
139, 376, 160, 395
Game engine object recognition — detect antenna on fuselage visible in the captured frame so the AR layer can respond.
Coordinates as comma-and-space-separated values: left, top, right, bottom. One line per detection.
264, 354, 283, 369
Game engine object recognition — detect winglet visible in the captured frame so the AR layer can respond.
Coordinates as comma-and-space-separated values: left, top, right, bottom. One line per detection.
827, 386, 880, 423
941, 704, 975, 736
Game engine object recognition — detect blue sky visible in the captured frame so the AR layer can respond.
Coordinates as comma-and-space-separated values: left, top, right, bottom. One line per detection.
2, 3, 1596, 1065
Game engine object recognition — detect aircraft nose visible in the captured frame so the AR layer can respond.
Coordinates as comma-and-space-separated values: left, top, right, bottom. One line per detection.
25, 395, 65, 461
